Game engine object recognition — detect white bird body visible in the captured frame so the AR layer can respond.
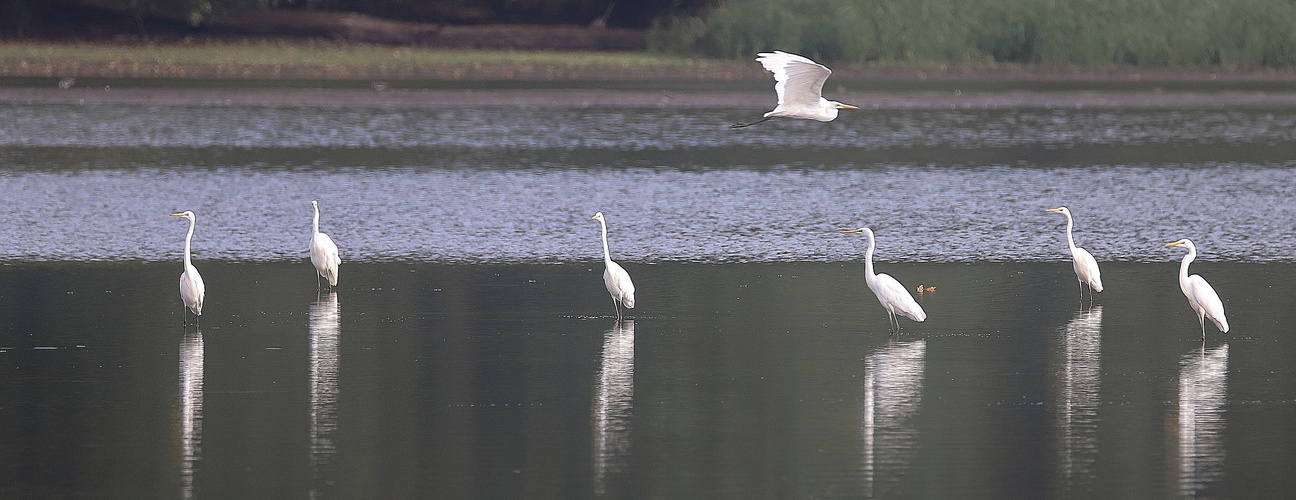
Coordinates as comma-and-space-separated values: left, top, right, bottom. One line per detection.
1167, 239, 1229, 337
592, 212, 635, 318
310, 200, 341, 288
732, 51, 858, 127
844, 227, 926, 332
1046, 207, 1103, 301
173, 211, 205, 320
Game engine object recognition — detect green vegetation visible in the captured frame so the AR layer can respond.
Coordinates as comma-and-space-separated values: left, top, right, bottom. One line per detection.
652, 0, 1296, 67
0, 39, 690, 67
0, 39, 729, 80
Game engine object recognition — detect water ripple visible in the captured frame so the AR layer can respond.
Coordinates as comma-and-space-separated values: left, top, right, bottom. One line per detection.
1, 103, 1294, 263
0, 164, 1292, 263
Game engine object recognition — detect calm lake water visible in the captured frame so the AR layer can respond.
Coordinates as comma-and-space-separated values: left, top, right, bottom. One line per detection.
1, 82, 1295, 498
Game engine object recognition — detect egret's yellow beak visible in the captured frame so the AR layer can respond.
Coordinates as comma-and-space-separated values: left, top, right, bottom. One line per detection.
171, 212, 185, 217
1166, 241, 1185, 247
842, 228, 863, 234
1045, 208, 1062, 213
839, 104, 860, 110
591, 215, 600, 220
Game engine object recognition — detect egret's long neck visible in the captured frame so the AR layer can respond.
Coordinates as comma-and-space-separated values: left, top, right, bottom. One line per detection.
599, 219, 612, 263
864, 231, 877, 282
1179, 245, 1195, 285
1064, 212, 1077, 250
183, 218, 195, 268
313, 205, 321, 235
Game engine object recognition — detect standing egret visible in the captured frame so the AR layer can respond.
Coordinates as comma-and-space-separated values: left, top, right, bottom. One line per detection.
1166, 239, 1229, 338
309, 200, 341, 289
843, 227, 927, 333
172, 211, 205, 325
591, 212, 635, 319
1046, 207, 1104, 303
732, 51, 859, 128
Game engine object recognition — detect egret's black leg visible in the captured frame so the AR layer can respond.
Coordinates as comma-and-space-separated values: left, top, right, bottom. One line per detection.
731, 116, 772, 128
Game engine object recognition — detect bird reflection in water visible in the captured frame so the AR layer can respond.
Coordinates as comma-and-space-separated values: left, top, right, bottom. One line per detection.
1055, 305, 1102, 491
179, 329, 204, 499
862, 339, 925, 497
1178, 343, 1228, 497
310, 292, 341, 497
593, 319, 634, 496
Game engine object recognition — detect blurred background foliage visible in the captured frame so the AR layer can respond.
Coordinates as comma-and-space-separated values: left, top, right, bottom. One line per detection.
4, 0, 1296, 67
650, 0, 1296, 67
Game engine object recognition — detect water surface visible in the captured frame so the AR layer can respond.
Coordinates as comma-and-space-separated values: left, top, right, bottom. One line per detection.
1, 261, 1295, 499
2, 89, 1295, 499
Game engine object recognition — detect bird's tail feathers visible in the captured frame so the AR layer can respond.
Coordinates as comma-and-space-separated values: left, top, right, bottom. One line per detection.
622, 294, 635, 309
898, 301, 926, 322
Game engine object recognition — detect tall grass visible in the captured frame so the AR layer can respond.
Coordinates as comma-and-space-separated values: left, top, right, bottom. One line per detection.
651, 0, 1296, 67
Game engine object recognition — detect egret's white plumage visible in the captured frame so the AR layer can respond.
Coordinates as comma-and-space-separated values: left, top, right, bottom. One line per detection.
592, 212, 635, 319
172, 211, 205, 323
732, 51, 859, 128
309, 200, 341, 288
1166, 239, 1229, 338
843, 227, 926, 332
1046, 207, 1103, 301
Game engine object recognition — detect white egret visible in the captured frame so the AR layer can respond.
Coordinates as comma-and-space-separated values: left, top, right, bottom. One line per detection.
843, 227, 927, 333
1166, 239, 1229, 338
309, 200, 341, 289
732, 51, 859, 128
172, 211, 206, 325
591, 212, 635, 319
1046, 207, 1104, 302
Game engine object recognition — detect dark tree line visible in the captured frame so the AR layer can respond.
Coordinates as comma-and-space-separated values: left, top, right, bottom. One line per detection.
0, 0, 713, 39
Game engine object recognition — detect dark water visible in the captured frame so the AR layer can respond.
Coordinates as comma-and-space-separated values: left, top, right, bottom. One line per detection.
2, 90, 1296, 498
1, 261, 1295, 499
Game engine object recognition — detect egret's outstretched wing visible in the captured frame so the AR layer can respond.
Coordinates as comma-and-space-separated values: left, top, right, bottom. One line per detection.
875, 273, 927, 322
1186, 275, 1228, 332
757, 51, 831, 107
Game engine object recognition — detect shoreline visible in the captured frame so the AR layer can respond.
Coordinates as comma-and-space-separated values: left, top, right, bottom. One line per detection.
6, 40, 1296, 84
5, 87, 1296, 109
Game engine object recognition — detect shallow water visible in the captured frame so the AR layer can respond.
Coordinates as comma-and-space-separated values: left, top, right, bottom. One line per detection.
1, 261, 1294, 499
2, 89, 1296, 498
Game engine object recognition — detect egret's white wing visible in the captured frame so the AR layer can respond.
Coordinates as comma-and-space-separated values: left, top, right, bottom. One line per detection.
874, 273, 927, 322
1071, 246, 1103, 292
757, 51, 832, 107
1186, 275, 1228, 332
180, 267, 205, 315
605, 260, 636, 308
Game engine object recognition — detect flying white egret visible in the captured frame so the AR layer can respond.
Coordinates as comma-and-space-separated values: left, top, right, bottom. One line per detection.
310, 200, 341, 289
842, 227, 927, 333
1046, 207, 1103, 302
591, 212, 635, 319
732, 51, 859, 128
172, 211, 205, 325
1166, 239, 1229, 338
